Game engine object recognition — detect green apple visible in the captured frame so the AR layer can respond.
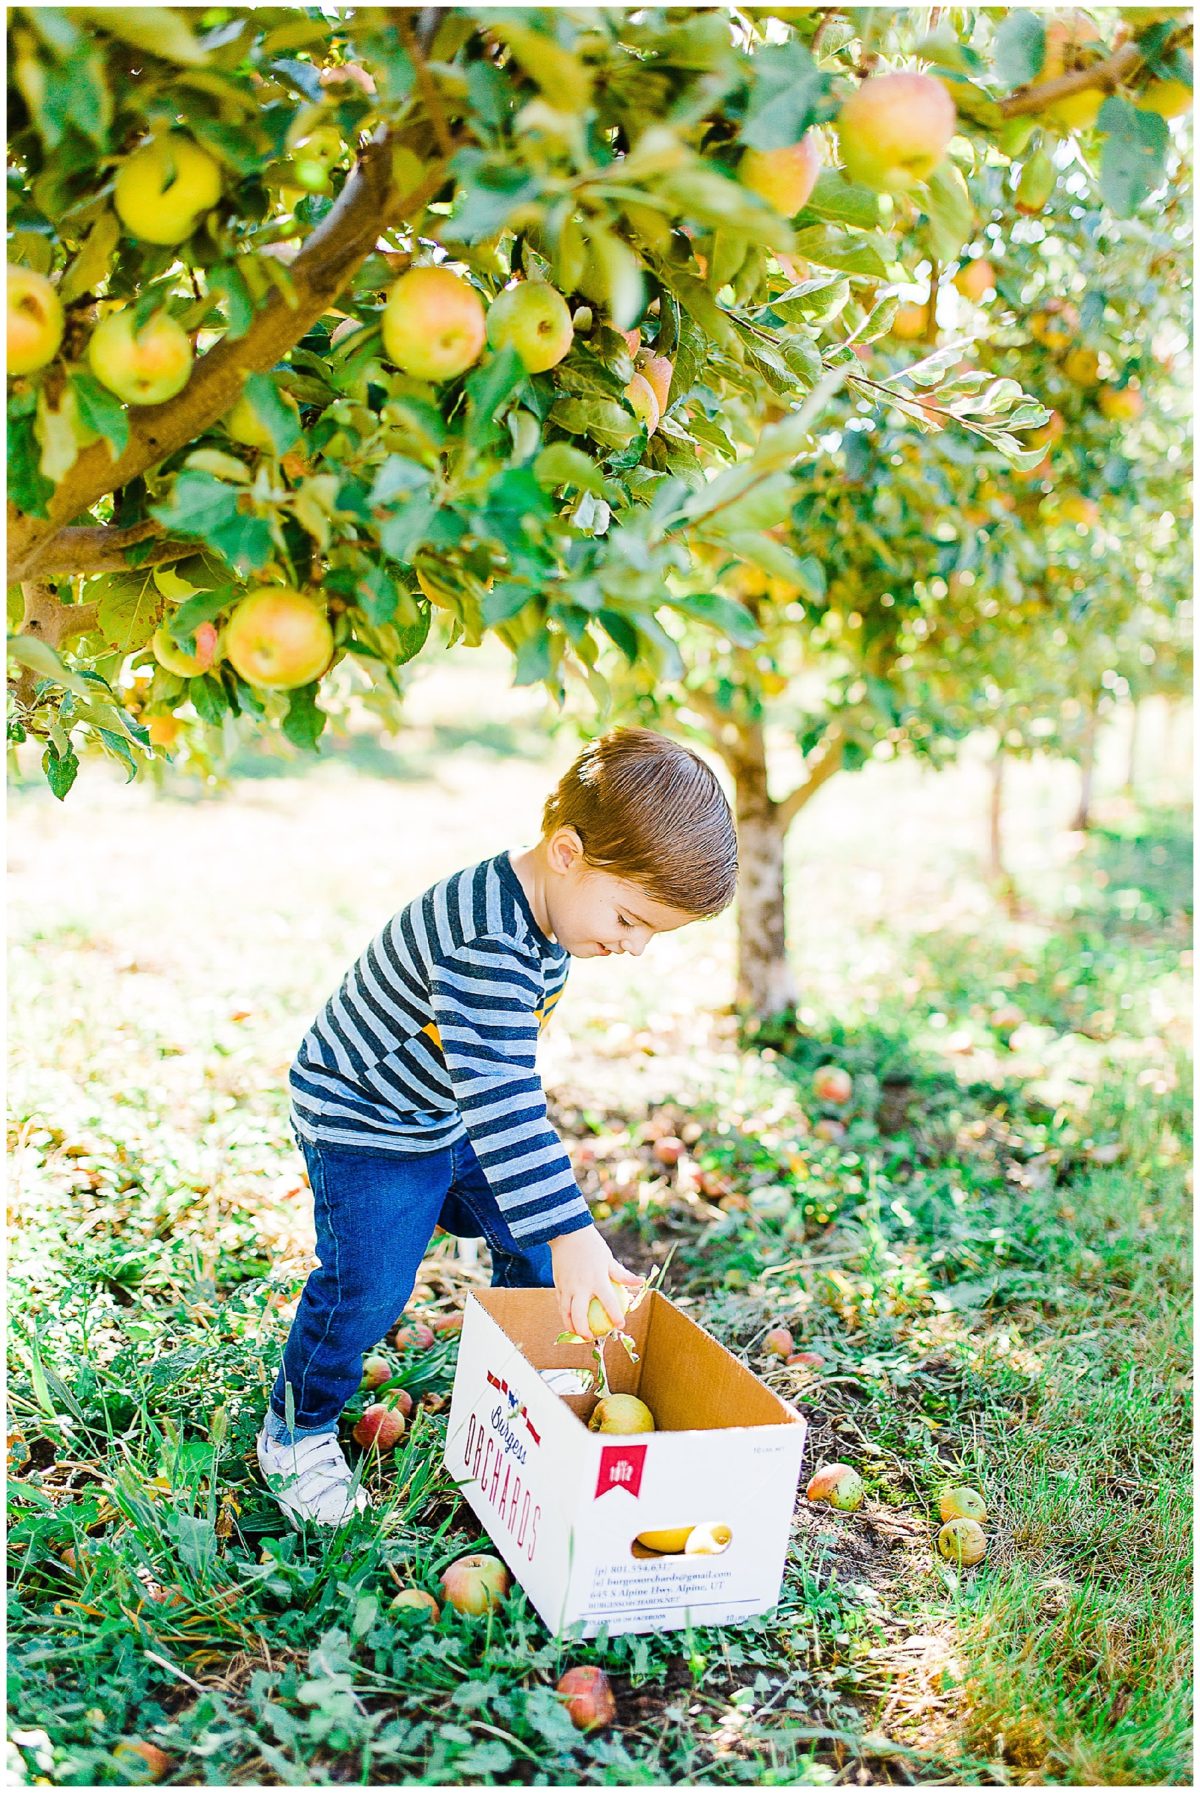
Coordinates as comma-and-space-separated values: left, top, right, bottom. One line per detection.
485, 281, 574, 373
225, 386, 300, 450
7, 264, 64, 375
739, 133, 821, 216
114, 135, 222, 245
88, 310, 193, 406
588, 1394, 655, 1434
223, 586, 333, 690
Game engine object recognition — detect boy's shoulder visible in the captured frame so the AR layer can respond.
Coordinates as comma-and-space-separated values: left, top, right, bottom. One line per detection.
415, 850, 561, 966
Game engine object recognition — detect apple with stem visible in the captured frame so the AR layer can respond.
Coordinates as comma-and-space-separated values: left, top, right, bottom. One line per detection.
439, 1552, 510, 1614
837, 73, 957, 193
223, 587, 333, 690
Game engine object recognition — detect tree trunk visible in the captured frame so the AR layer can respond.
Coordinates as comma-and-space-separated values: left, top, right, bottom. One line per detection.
1070, 702, 1099, 831
732, 724, 797, 1020
987, 745, 1020, 917
1124, 699, 1140, 794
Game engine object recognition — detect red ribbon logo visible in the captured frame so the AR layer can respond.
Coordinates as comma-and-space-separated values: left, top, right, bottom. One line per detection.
595, 1443, 647, 1499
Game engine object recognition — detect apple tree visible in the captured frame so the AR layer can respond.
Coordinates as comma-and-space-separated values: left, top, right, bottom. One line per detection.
13, 4, 1189, 799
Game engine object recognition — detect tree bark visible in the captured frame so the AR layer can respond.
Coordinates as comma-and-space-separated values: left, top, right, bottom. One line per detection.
988, 746, 1006, 885
732, 723, 797, 1019
1070, 702, 1099, 832
1124, 699, 1140, 795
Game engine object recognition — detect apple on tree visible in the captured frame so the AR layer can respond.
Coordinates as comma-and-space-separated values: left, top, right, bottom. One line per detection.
7, 264, 64, 375
381, 266, 487, 381
88, 309, 193, 406
223, 587, 334, 690
485, 280, 574, 373
114, 134, 222, 245
813, 1065, 853, 1105
738, 133, 821, 216
837, 73, 957, 194
226, 385, 301, 451
151, 621, 218, 678
624, 372, 660, 435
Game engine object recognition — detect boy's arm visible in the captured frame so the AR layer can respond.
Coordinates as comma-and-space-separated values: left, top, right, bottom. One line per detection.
427, 935, 594, 1248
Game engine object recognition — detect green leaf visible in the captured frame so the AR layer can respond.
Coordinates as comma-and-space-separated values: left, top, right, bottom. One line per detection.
8, 416, 55, 518
379, 496, 438, 564
59, 209, 120, 305
446, 152, 544, 243
741, 40, 826, 150
669, 591, 761, 646
550, 396, 638, 451
993, 11, 1046, 87
92, 568, 163, 652
791, 225, 891, 277
170, 588, 233, 644
208, 263, 256, 341
188, 673, 229, 725
533, 442, 614, 499
465, 346, 526, 448
150, 471, 275, 574
42, 739, 79, 800
923, 162, 976, 263
598, 609, 639, 662
1098, 98, 1170, 217
69, 371, 130, 460
7, 633, 96, 699
72, 6, 210, 63
282, 683, 326, 750
513, 630, 554, 687
802, 171, 881, 231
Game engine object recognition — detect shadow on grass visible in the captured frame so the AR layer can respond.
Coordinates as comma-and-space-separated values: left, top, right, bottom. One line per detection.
224, 715, 555, 784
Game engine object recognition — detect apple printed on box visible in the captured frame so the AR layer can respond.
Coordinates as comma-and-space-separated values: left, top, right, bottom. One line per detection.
444, 1288, 806, 1640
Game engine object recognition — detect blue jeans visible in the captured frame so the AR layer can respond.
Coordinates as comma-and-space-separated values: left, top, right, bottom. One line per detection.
266, 1132, 554, 1444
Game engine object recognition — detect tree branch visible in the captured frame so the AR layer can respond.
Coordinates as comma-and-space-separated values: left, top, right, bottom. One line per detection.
997, 31, 1187, 119
26, 522, 196, 577
8, 140, 452, 585
776, 724, 845, 829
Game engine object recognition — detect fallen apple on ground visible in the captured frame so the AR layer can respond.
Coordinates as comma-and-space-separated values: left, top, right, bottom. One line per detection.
394, 1319, 436, 1351
389, 1587, 440, 1621
939, 1485, 987, 1523
652, 1134, 685, 1167
361, 1354, 391, 1389
787, 1350, 825, 1369
588, 1394, 655, 1434
112, 1740, 172, 1783
763, 1326, 794, 1358
556, 1665, 617, 1733
937, 1517, 987, 1565
439, 1551, 510, 1614
352, 1403, 406, 1451
806, 1463, 864, 1511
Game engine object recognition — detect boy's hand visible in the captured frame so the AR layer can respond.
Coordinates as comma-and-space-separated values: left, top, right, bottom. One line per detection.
549, 1225, 643, 1340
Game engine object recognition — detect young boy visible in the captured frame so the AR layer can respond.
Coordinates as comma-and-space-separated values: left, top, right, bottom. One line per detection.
257, 726, 738, 1525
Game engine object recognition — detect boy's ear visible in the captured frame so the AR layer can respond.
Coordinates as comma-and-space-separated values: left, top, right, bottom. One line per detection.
547, 826, 584, 873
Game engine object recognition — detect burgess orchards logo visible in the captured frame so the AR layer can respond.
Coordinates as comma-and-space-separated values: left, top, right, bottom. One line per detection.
461, 1367, 542, 1562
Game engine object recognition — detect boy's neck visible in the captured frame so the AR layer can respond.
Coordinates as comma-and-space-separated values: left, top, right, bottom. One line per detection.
507, 843, 556, 941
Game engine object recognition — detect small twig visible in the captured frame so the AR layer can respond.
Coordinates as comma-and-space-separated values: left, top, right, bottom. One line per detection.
398, 11, 455, 159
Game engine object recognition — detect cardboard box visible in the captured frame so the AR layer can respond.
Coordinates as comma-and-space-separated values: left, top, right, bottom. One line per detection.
443, 1287, 807, 1639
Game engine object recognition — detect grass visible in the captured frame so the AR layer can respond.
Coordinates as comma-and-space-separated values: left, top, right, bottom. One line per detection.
6, 696, 1193, 1786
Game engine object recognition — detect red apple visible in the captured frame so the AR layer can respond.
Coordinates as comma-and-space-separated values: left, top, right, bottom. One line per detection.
393, 1320, 436, 1351
439, 1551, 511, 1614
361, 1354, 391, 1389
652, 1135, 685, 1167
352, 1403, 406, 1451
763, 1326, 794, 1358
112, 1740, 172, 1782
787, 1350, 825, 1369
814, 1119, 846, 1143
813, 1065, 853, 1104
556, 1665, 617, 1733
806, 1463, 864, 1511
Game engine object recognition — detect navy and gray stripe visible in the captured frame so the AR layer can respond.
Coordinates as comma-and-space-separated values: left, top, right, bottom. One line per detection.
288, 852, 590, 1245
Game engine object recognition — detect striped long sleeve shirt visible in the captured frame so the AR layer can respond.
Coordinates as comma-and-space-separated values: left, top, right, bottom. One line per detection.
288, 850, 592, 1246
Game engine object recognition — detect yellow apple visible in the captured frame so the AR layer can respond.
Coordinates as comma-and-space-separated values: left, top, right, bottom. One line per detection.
739, 133, 822, 216
939, 1486, 987, 1523
389, 1588, 440, 1621
382, 266, 486, 381
1098, 383, 1143, 421
954, 259, 996, 303
7, 264, 64, 375
151, 622, 218, 678
225, 386, 300, 450
223, 586, 333, 689
1040, 12, 1106, 133
439, 1552, 510, 1615
114, 135, 222, 245
634, 1526, 693, 1553
624, 371, 660, 434
837, 73, 957, 193
638, 353, 673, 416
586, 1283, 629, 1338
485, 280, 574, 373
88, 310, 193, 406
891, 303, 928, 341
1063, 344, 1101, 385
684, 1521, 733, 1555
587, 1394, 655, 1434
937, 1517, 987, 1565
1135, 78, 1192, 119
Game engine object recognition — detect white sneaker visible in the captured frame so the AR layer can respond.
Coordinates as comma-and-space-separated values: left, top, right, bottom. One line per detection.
256, 1426, 370, 1528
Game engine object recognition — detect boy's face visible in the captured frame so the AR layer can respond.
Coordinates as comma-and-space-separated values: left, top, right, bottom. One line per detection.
546, 830, 696, 959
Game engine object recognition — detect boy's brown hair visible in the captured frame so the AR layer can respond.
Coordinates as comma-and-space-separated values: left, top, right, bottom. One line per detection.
541, 727, 737, 918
